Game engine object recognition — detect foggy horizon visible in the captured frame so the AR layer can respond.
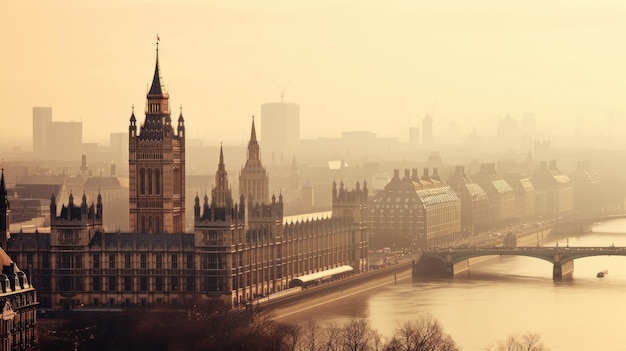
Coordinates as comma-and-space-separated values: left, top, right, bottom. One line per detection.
3, 1, 626, 150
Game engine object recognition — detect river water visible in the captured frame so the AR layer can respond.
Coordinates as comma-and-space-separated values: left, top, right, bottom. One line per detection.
281, 219, 626, 350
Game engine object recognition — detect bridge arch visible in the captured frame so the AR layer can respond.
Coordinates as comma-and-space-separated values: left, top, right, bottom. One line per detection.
413, 247, 626, 280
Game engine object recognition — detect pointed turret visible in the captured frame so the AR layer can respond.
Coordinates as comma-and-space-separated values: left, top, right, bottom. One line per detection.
129, 105, 137, 139
247, 116, 260, 161
0, 168, 8, 212
148, 40, 168, 98
0, 168, 10, 246
194, 193, 201, 218
96, 191, 103, 220
212, 144, 232, 207
140, 40, 172, 140
81, 192, 88, 216
177, 105, 185, 140
50, 193, 57, 217
239, 116, 269, 205
219, 143, 225, 167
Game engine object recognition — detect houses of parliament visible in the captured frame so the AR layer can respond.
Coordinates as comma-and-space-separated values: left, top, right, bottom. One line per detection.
2, 44, 369, 309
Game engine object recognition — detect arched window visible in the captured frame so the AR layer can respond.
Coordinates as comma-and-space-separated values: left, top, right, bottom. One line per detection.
141, 215, 146, 233
173, 167, 180, 194
155, 169, 161, 195
140, 168, 146, 195
148, 169, 153, 195
148, 215, 153, 233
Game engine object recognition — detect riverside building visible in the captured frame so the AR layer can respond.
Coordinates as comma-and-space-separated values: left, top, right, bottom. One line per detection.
472, 163, 516, 227
368, 168, 461, 249
447, 165, 490, 235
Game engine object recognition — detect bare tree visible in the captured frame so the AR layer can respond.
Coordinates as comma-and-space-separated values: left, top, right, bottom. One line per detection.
385, 314, 460, 351
322, 323, 342, 351
484, 332, 548, 351
341, 319, 375, 351
370, 328, 384, 351
297, 320, 326, 351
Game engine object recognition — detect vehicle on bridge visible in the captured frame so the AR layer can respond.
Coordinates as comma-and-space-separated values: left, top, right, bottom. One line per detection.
597, 270, 608, 278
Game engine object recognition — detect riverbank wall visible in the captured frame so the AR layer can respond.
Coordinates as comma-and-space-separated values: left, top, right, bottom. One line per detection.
262, 261, 412, 310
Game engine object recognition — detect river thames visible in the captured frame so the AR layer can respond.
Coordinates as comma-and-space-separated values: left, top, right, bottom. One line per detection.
277, 219, 626, 350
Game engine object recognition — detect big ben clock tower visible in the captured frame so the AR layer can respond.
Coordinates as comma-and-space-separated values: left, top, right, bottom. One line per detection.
129, 39, 186, 233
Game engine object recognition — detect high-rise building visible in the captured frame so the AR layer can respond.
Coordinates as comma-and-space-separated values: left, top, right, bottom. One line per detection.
46, 121, 83, 161
32, 107, 83, 161
110, 132, 129, 164
260, 99, 300, 163
239, 118, 269, 206
128, 42, 186, 233
32, 106, 52, 158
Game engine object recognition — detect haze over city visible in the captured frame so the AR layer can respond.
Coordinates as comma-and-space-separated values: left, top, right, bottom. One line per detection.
5, 2, 626, 350
4, 0, 626, 149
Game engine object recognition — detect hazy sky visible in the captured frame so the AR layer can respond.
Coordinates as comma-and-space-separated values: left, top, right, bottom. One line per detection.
3, 0, 626, 148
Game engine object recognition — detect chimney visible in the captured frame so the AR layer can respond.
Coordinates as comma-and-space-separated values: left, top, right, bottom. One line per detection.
110, 163, 117, 177
80, 155, 88, 172
393, 169, 400, 179
411, 168, 418, 180
422, 168, 430, 178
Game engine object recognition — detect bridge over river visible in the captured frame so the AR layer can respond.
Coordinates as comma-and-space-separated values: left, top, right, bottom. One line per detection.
413, 246, 626, 279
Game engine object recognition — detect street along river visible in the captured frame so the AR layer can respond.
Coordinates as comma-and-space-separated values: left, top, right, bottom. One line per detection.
274, 219, 626, 350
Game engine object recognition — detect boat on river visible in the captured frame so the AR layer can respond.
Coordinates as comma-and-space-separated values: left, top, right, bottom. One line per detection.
597, 270, 608, 278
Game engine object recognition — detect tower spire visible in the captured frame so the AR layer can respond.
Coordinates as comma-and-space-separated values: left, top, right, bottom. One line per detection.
219, 142, 225, 167
0, 167, 8, 213
247, 116, 260, 161
250, 115, 258, 142
213, 143, 231, 207
148, 36, 168, 98
240, 116, 269, 205
1, 167, 10, 246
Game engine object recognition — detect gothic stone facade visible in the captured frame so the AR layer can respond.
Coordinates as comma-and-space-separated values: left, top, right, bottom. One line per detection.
5, 43, 368, 310
7, 180, 367, 309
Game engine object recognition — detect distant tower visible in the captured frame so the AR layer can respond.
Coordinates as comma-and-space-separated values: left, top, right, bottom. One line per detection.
128, 39, 186, 233
422, 113, 433, 149
32, 107, 52, 158
0, 168, 10, 248
239, 117, 269, 205
260, 96, 300, 164
211, 144, 232, 208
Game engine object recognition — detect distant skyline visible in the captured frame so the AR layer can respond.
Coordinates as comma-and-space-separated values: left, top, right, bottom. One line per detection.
3, 0, 626, 149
